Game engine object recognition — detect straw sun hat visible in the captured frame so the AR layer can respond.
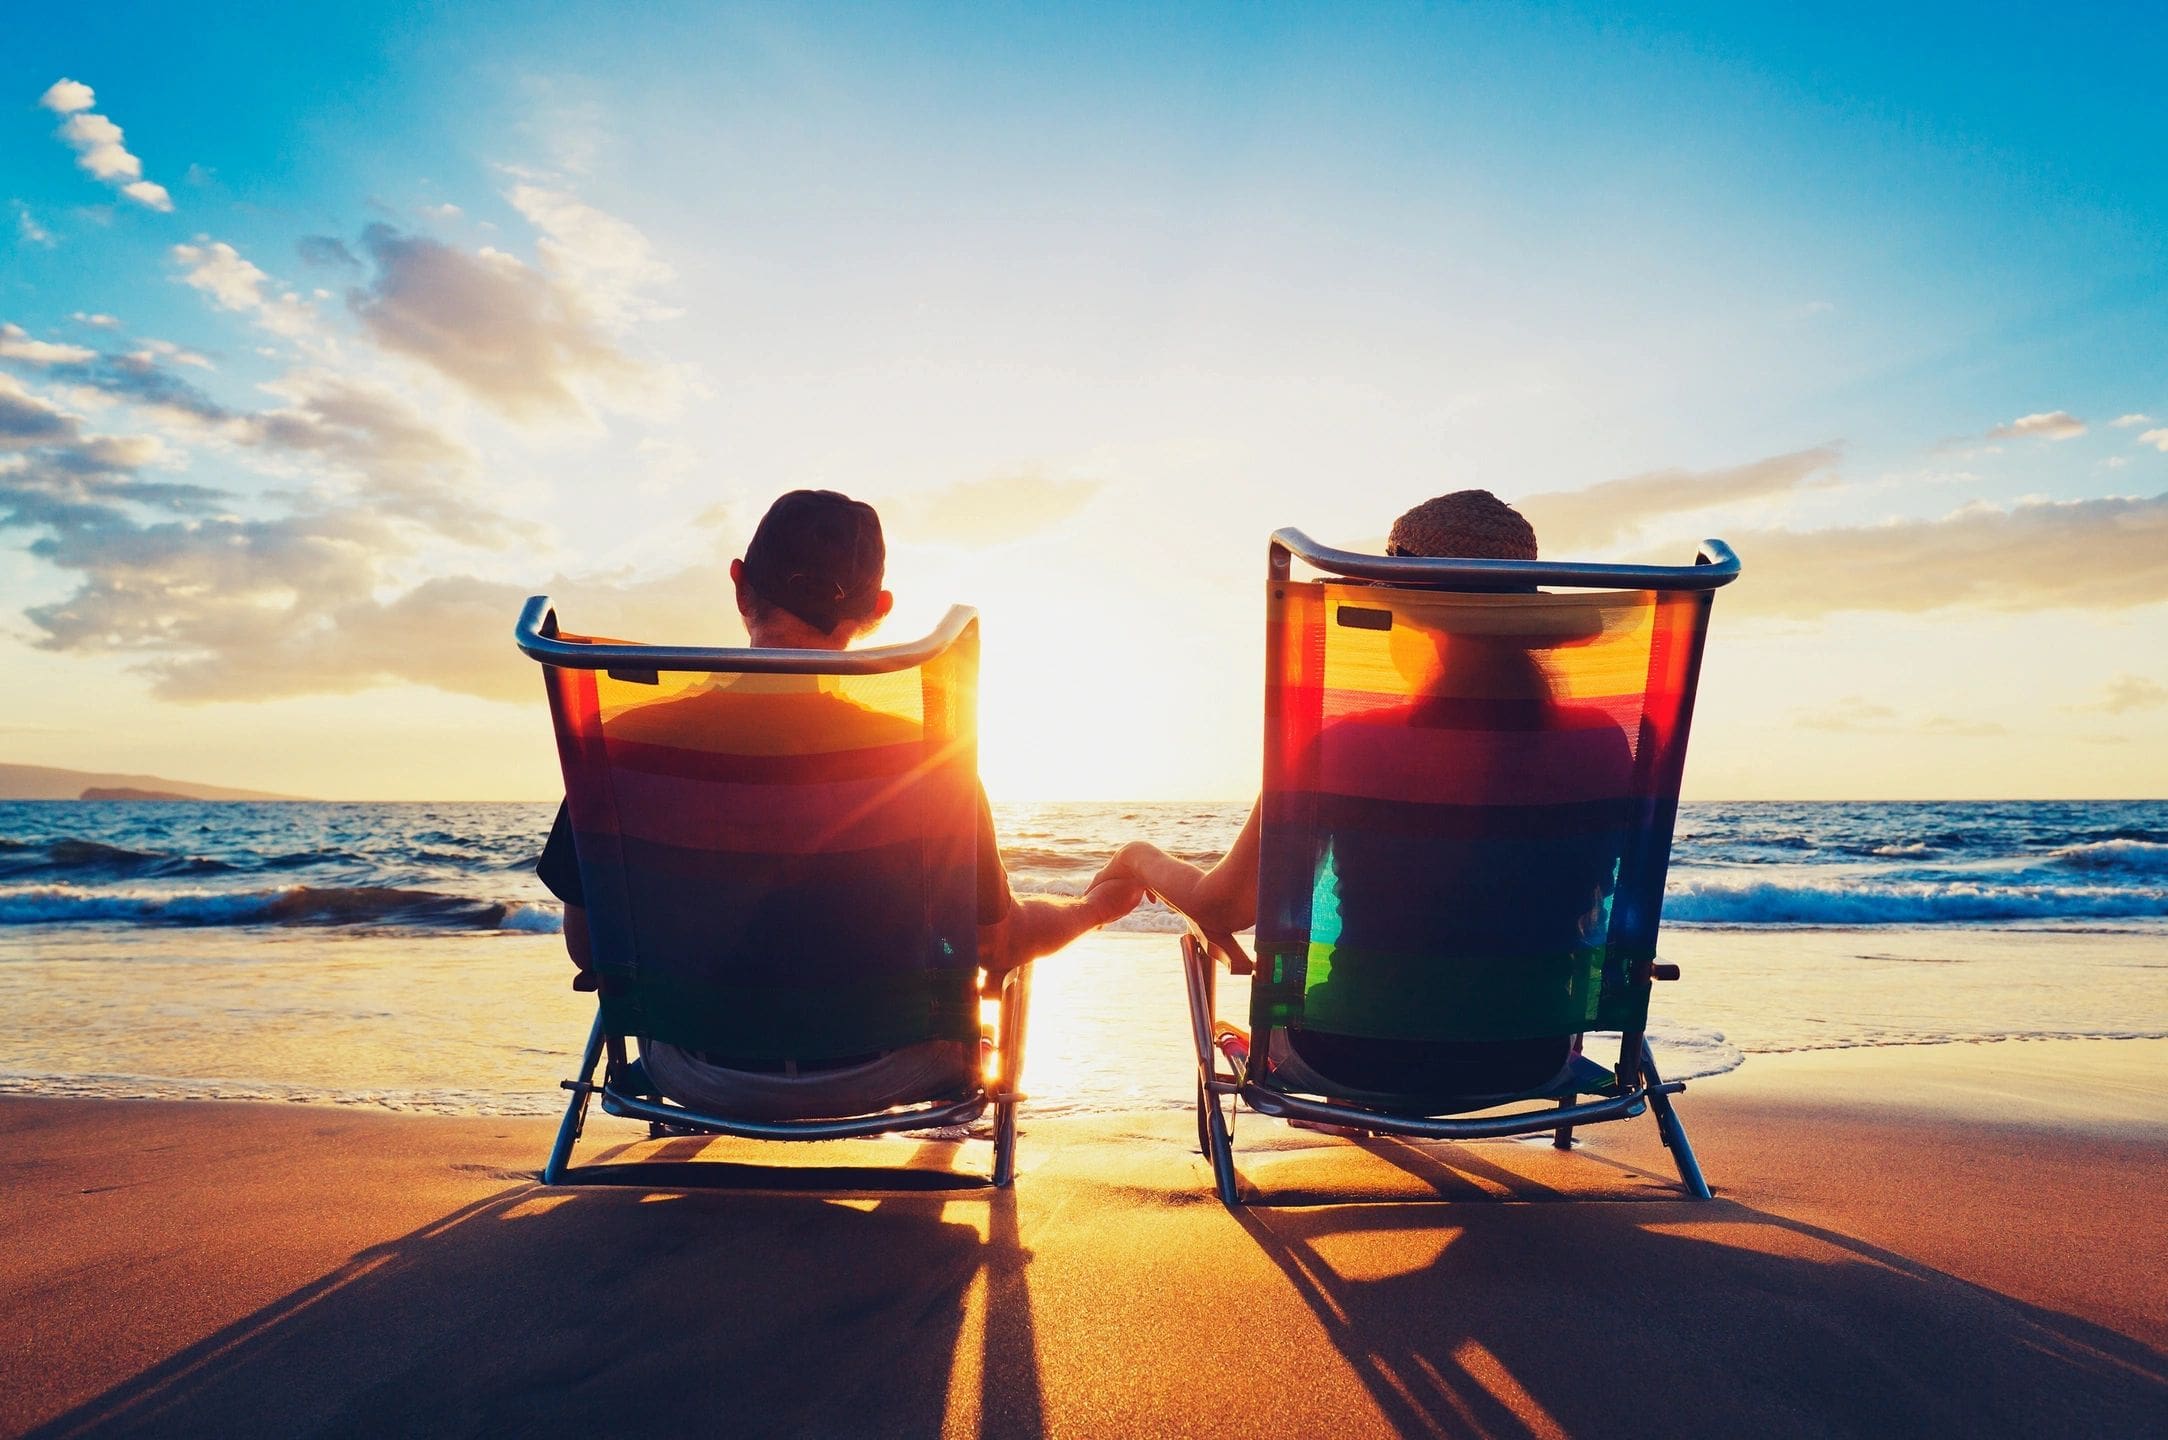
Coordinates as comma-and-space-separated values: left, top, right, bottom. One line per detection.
1386, 489, 1538, 562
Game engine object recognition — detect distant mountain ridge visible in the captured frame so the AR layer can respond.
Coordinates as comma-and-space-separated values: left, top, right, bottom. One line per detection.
0, 763, 303, 802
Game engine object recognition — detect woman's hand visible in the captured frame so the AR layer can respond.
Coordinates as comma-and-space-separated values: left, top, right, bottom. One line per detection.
1092, 841, 1171, 903
1079, 871, 1145, 927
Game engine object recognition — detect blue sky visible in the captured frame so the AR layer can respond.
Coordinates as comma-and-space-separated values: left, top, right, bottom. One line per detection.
3, 3, 2164, 798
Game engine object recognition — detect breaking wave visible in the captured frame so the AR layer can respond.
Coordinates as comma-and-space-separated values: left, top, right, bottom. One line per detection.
0, 883, 561, 934
1665, 876, 2167, 926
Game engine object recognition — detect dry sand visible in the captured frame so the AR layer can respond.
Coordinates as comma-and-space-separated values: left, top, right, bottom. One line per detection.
4, 1039, 2163, 1438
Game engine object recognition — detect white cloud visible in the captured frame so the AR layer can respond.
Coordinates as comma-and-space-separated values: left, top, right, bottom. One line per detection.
171, 239, 316, 338
2110, 414, 2152, 429
38, 79, 96, 115
121, 179, 174, 210
0, 324, 97, 366
1988, 410, 2086, 441
71, 312, 120, 329
49, 98, 174, 212
2137, 429, 2168, 454
504, 181, 677, 327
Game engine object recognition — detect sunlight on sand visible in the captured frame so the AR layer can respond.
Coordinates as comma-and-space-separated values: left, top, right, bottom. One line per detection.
1309, 1228, 1459, 1282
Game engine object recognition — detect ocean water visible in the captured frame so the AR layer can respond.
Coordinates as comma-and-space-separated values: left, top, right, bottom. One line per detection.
1, 799, 2162, 1116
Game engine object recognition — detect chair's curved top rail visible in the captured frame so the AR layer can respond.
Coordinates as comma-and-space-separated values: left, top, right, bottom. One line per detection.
514, 595, 979, 675
1270, 528, 1740, 591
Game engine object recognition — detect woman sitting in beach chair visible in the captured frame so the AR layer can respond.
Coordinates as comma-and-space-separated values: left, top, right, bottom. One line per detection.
526, 490, 1139, 1182
1096, 491, 1737, 1201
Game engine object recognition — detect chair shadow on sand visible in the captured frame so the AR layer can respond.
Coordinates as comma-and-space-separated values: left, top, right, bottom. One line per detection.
30, 1139, 1046, 1440
30, 1133, 2168, 1439
1228, 1136, 2168, 1439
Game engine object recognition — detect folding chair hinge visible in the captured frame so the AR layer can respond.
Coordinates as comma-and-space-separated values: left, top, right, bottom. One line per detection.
560, 1079, 599, 1095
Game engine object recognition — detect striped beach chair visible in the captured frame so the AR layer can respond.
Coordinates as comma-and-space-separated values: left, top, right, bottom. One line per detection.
1185, 530, 1740, 1205
515, 598, 1030, 1187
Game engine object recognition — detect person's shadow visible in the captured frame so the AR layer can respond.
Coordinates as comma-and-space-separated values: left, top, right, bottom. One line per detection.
31, 1140, 1045, 1439
1232, 1136, 2168, 1438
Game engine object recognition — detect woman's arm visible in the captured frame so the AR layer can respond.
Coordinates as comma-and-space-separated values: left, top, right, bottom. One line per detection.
1096, 798, 1261, 935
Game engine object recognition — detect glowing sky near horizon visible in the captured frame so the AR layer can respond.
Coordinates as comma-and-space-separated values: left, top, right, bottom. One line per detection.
2, 2, 2164, 801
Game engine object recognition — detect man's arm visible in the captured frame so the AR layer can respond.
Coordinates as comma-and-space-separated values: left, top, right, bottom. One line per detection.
980, 873, 1141, 977
561, 904, 599, 990
1096, 798, 1261, 937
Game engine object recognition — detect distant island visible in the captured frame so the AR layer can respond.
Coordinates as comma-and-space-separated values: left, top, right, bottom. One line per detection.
0, 763, 304, 802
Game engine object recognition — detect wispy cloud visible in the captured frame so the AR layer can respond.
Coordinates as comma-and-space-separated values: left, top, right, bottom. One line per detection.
1793, 699, 2004, 738
2109, 413, 2152, 429
39, 78, 173, 213
1518, 445, 1840, 553
2137, 428, 2168, 454
2071, 674, 2168, 715
14, 203, 55, 248
70, 312, 120, 330
1988, 410, 2086, 441
295, 235, 360, 271
1676, 492, 2168, 617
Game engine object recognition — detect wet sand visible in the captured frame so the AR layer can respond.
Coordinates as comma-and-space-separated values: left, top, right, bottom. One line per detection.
4, 1039, 2163, 1438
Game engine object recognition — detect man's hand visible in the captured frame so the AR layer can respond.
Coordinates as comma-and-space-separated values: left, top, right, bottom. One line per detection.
1079, 871, 1144, 927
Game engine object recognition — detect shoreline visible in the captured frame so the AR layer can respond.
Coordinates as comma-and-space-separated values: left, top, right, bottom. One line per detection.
5, 1028, 2167, 1121
6, 1039, 2163, 1436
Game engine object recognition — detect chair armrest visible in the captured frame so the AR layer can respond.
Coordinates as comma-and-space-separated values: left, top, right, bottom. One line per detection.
1186, 918, 1254, 977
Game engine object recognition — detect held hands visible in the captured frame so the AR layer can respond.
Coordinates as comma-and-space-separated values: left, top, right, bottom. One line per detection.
1079, 869, 1145, 928
1093, 840, 1248, 963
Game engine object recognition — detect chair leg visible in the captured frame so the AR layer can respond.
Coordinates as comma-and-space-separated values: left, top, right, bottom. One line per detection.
991, 1096, 1018, 1188
1639, 1042, 1712, 1200
989, 963, 1031, 1187
542, 1007, 606, 1186
1552, 1096, 1575, 1150
1182, 936, 1242, 1207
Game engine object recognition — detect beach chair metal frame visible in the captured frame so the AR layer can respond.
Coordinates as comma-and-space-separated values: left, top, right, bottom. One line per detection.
517, 597, 1031, 1188
1184, 530, 1739, 1206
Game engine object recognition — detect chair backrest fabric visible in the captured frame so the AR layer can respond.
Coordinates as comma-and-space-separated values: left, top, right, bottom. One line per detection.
1254, 582, 1713, 1046
542, 623, 982, 1060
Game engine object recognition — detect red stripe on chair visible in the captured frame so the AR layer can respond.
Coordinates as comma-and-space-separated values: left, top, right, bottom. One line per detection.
591, 762, 979, 855
1291, 721, 1639, 807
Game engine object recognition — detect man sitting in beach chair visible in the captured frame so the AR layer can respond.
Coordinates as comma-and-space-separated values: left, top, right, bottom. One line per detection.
1097, 491, 1734, 1201
533, 489, 1140, 1133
